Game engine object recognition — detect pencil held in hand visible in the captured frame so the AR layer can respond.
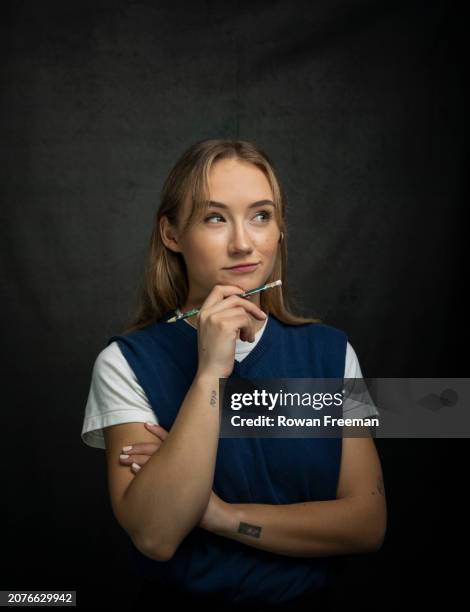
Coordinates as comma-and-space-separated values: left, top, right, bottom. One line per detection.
166, 279, 282, 323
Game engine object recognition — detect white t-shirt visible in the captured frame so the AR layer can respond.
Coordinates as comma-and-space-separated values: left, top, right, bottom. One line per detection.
81, 316, 378, 449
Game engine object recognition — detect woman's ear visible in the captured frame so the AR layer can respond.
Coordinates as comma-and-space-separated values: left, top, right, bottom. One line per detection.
160, 215, 182, 253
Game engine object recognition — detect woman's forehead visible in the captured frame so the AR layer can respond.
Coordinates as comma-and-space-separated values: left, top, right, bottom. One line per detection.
208, 159, 272, 197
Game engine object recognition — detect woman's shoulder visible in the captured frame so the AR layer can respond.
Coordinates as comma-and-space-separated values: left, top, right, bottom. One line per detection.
303, 321, 348, 353
88, 341, 135, 388
93, 340, 124, 369
316, 321, 347, 340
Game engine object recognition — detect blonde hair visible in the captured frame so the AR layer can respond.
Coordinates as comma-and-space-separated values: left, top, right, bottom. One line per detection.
122, 139, 322, 333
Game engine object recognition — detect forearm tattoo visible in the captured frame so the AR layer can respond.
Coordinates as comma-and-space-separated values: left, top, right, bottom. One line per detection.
371, 475, 385, 496
210, 389, 217, 408
238, 522, 262, 538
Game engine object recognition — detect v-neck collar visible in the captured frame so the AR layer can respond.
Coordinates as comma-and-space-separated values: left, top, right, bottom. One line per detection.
167, 309, 276, 376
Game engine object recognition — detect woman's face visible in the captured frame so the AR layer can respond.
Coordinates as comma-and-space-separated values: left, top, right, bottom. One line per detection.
164, 158, 281, 311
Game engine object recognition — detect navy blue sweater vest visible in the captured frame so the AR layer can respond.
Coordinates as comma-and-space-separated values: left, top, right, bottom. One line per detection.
107, 312, 347, 606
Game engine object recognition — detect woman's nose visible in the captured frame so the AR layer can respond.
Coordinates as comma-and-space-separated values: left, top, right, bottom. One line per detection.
230, 225, 254, 250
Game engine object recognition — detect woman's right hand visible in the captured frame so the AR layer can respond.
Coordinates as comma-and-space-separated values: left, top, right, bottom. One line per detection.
195, 284, 267, 379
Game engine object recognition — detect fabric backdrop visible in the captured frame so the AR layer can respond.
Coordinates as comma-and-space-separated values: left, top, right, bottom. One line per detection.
1, 1, 465, 608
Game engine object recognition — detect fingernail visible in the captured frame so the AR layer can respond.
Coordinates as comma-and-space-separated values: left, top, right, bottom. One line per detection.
120, 454, 129, 460
122, 446, 132, 452
132, 462, 141, 471
145, 422, 157, 427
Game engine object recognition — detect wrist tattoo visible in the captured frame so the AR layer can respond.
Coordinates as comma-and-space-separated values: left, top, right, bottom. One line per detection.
238, 522, 262, 538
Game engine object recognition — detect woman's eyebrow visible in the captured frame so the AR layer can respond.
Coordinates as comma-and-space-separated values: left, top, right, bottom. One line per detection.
208, 199, 274, 209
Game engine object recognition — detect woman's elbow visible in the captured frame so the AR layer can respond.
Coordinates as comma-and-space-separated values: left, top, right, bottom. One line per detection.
364, 508, 387, 553
349, 524, 385, 555
365, 524, 386, 553
133, 534, 175, 562
350, 499, 387, 554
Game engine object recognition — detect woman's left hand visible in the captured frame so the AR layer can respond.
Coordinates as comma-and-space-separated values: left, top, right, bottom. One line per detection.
118, 422, 168, 473
119, 422, 232, 534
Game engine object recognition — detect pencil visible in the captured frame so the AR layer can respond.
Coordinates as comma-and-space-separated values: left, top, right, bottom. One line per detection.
166, 279, 282, 323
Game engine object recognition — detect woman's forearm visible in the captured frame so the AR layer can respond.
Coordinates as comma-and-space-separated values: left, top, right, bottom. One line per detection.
122, 371, 221, 560
213, 494, 387, 558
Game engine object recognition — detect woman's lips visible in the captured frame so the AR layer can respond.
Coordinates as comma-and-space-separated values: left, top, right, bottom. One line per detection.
224, 263, 259, 273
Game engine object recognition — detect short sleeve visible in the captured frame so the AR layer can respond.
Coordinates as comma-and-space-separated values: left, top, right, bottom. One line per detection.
343, 342, 379, 418
81, 341, 159, 449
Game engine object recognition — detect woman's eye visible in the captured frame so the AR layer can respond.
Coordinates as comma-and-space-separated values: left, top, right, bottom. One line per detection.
204, 211, 272, 224
204, 214, 224, 223
255, 210, 272, 221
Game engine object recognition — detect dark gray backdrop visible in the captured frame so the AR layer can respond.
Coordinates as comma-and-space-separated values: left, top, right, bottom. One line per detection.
1, 1, 466, 608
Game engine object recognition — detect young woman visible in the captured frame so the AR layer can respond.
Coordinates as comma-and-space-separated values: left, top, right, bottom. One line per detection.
81, 139, 386, 611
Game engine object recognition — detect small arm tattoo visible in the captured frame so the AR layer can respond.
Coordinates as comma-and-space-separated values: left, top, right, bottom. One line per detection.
371, 475, 385, 496
238, 522, 262, 538
210, 389, 217, 407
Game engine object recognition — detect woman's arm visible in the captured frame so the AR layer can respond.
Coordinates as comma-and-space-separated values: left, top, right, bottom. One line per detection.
104, 371, 221, 561
211, 430, 387, 558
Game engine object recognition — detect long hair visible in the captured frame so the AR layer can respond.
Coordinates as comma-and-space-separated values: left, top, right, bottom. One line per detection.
121, 139, 322, 334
